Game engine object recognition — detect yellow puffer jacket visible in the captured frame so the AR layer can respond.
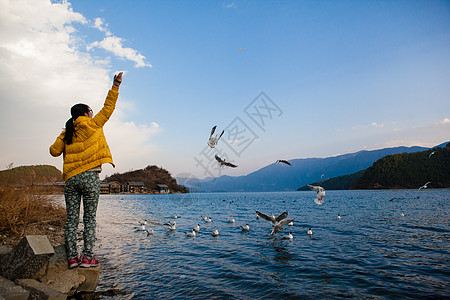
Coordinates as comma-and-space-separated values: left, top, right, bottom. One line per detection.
50, 87, 119, 182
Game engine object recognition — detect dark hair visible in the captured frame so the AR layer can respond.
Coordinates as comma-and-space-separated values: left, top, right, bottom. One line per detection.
63, 103, 90, 145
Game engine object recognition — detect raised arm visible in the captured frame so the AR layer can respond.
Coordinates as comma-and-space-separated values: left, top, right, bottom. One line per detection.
92, 72, 124, 128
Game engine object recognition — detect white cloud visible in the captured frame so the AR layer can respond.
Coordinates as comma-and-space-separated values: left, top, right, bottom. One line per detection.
371, 122, 384, 128
92, 18, 111, 35
0, 0, 156, 176
88, 36, 152, 68
224, 3, 236, 9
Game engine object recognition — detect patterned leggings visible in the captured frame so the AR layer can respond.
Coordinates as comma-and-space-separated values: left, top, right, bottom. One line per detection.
64, 171, 100, 260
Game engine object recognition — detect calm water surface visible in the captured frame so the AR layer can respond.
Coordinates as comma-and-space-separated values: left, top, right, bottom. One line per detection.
92, 190, 449, 299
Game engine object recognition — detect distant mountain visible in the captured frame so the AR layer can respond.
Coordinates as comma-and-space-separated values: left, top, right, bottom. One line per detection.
350, 145, 450, 189
297, 170, 366, 191
188, 143, 449, 192
0, 165, 62, 186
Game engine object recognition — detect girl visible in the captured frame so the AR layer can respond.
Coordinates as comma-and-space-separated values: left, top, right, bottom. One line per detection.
50, 72, 123, 268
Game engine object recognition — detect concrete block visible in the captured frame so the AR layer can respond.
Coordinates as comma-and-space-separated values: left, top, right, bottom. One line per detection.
40, 269, 85, 295
2, 235, 54, 281
34, 244, 68, 280
76, 265, 102, 292
16, 278, 67, 300
0, 275, 30, 300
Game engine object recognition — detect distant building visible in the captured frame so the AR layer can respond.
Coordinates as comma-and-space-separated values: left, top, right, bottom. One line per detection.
100, 182, 110, 194
157, 184, 169, 194
127, 181, 147, 193
109, 181, 122, 193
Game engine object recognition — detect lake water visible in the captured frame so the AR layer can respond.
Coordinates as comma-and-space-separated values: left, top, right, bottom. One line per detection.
92, 190, 450, 299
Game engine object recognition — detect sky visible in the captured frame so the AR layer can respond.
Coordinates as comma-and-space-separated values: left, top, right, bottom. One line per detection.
1, 0, 449, 181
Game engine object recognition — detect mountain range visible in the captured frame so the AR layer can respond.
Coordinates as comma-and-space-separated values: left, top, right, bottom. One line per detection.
177, 141, 448, 192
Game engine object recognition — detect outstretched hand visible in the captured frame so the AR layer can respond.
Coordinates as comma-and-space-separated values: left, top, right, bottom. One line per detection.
113, 72, 123, 87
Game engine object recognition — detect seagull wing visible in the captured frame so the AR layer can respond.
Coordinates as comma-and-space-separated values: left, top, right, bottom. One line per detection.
256, 211, 272, 222
281, 160, 291, 166
224, 161, 238, 168
277, 218, 295, 227
217, 130, 224, 141
317, 189, 325, 200
210, 125, 217, 138
308, 184, 319, 192
215, 154, 224, 164
275, 211, 288, 222
270, 218, 294, 235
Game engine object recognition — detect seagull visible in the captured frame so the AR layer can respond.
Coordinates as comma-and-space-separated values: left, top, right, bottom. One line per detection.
321, 174, 325, 179
211, 228, 219, 236
146, 229, 155, 236
429, 151, 435, 158
288, 221, 294, 226
275, 159, 291, 166
204, 217, 212, 223
227, 218, 235, 223
270, 218, 295, 235
207, 125, 224, 148
215, 155, 238, 168
255, 211, 288, 225
308, 184, 326, 205
193, 224, 200, 232
401, 212, 405, 217
240, 224, 250, 231
185, 229, 196, 237
136, 225, 146, 231
164, 221, 176, 231
418, 182, 431, 191
139, 219, 148, 225
282, 232, 293, 240
307, 228, 313, 236
337, 214, 341, 220
201, 216, 208, 222
174, 215, 178, 219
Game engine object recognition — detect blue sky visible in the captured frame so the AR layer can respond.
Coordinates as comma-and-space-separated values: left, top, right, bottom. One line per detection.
1, 0, 449, 180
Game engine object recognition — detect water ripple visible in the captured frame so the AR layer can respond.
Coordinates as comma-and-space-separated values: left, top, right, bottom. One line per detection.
94, 190, 450, 299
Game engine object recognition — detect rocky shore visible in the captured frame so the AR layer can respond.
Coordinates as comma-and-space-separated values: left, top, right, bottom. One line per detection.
0, 235, 126, 300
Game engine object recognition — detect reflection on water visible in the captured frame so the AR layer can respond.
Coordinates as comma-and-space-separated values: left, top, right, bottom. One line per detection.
93, 190, 450, 299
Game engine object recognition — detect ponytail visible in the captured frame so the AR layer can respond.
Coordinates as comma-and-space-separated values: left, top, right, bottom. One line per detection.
63, 118, 75, 145
63, 103, 90, 145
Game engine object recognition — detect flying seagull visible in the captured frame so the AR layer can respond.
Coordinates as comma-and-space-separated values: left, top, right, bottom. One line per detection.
255, 211, 288, 225
207, 125, 224, 148
275, 160, 291, 166
418, 181, 431, 191
163, 221, 176, 231
308, 184, 326, 205
215, 155, 238, 168
428, 151, 435, 158
270, 218, 295, 235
